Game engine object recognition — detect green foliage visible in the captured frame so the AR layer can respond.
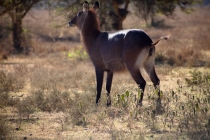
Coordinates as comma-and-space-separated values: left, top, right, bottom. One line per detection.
51, 0, 202, 30
132, 0, 202, 20
114, 90, 137, 111
185, 70, 210, 86
67, 46, 89, 60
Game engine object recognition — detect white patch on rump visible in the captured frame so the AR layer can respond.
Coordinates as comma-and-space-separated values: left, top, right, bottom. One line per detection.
134, 48, 149, 69
143, 52, 156, 77
108, 29, 141, 40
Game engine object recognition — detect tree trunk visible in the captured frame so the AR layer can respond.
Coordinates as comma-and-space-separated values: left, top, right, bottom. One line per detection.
10, 8, 24, 54
151, 16, 155, 27
110, 0, 129, 30
12, 16, 23, 53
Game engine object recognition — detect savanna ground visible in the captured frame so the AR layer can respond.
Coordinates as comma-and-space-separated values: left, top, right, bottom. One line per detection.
0, 5, 210, 140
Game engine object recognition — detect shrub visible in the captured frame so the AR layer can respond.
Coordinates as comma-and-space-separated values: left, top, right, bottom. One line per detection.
68, 92, 95, 126
31, 89, 73, 113
185, 70, 210, 86
0, 68, 26, 107
67, 46, 89, 60
0, 71, 17, 92
16, 96, 36, 120
0, 118, 10, 140
155, 52, 167, 65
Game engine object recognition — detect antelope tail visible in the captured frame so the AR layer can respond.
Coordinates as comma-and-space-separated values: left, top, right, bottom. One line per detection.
152, 36, 170, 46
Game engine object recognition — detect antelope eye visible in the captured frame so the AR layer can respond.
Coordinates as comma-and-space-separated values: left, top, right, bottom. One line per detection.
77, 12, 82, 17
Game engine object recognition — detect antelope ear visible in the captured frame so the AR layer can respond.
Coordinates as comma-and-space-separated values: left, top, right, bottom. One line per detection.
93, 1, 99, 11
83, 1, 89, 12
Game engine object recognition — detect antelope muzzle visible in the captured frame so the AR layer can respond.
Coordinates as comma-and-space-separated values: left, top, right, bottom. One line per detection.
68, 20, 74, 27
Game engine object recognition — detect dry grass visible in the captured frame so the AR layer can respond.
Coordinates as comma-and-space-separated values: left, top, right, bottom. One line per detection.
1, 54, 210, 140
0, 5, 210, 140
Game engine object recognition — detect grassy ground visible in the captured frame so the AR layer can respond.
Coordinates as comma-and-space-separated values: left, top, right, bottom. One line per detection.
1, 54, 210, 140
0, 5, 210, 140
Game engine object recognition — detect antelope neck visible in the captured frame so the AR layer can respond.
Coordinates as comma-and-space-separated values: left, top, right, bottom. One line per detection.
80, 13, 101, 52
80, 12, 88, 35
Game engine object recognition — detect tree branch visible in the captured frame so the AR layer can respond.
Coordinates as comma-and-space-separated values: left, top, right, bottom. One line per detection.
21, 0, 40, 18
0, 1, 22, 16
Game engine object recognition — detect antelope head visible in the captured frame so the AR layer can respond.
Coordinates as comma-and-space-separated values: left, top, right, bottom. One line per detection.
68, 1, 99, 30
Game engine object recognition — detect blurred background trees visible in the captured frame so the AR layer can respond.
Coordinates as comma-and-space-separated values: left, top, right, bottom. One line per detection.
54, 0, 202, 30
0, 0, 204, 54
0, 0, 41, 53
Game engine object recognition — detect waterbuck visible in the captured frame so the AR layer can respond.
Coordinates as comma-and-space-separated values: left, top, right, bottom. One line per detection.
68, 1, 169, 106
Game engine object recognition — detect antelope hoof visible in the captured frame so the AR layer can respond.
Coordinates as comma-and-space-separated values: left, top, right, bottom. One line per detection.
106, 96, 111, 107
157, 97, 161, 104
136, 102, 143, 107
96, 99, 100, 106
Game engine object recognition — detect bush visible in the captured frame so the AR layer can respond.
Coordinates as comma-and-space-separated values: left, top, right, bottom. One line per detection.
68, 92, 95, 126
185, 70, 210, 86
67, 46, 89, 60
31, 89, 73, 113
155, 52, 167, 65
0, 118, 10, 140
16, 96, 36, 120
0, 68, 26, 107
0, 71, 18, 93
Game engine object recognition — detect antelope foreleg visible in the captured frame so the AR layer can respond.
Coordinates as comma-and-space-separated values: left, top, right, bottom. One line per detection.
95, 68, 104, 105
106, 71, 113, 106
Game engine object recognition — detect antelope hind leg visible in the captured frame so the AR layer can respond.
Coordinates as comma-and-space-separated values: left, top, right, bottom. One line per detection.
106, 71, 113, 106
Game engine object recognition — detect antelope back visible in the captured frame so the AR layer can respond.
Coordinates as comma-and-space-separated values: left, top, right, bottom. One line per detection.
94, 29, 153, 72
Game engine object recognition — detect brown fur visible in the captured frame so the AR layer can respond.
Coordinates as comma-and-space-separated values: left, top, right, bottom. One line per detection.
68, 1, 169, 106
81, 8, 101, 53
